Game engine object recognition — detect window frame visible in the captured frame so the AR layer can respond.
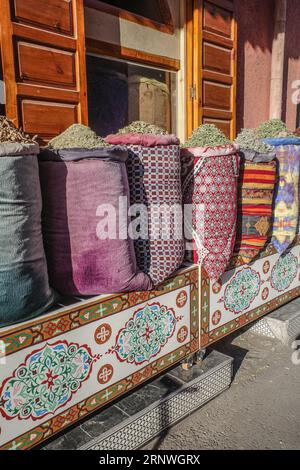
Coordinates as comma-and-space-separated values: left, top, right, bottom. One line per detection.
85, 37, 180, 72
84, 0, 174, 34
86, 52, 177, 135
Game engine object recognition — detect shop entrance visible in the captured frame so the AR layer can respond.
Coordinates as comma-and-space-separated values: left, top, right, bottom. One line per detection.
186, 0, 237, 139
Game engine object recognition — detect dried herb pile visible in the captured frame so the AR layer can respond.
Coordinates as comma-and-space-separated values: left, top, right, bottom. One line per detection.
182, 124, 231, 148
256, 119, 294, 139
117, 121, 168, 135
48, 124, 112, 149
235, 128, 274, 153
0, 116, 36, 145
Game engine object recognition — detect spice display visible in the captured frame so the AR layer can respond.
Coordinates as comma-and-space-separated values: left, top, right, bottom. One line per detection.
182, 124, 231, 149
0, 116, 36, 145
0, 119, 54, 326
234, 160, 277, 263
117, 120, 168, 135
257, 119, 293, 139
48, 124, 111, 149
181, 145, 239, 280
235, 128, 274, 153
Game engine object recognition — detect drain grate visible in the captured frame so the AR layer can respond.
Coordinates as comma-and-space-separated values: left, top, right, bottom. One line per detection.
246, 318, 276, 338
79, 351, 232, 450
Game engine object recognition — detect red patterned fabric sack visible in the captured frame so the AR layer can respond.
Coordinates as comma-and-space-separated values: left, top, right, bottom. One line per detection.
105, 133, 185, 286
181, 144, 240, 280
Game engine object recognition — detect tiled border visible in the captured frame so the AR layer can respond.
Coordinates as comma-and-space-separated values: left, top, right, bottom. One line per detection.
0, 269, 199, 450
1, 266, 198, 357
200, 239, 300, 347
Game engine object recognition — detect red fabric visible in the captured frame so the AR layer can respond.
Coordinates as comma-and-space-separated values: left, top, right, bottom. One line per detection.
105, 133, 180, 147
181, 146, 240, 281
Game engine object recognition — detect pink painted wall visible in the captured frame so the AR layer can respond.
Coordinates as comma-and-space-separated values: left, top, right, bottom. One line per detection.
236, 0, 274, 133
236, 0, 300, 133
282, 0, 300, 130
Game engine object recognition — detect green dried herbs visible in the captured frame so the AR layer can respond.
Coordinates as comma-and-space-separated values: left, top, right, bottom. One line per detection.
48, 124, 111, 149
182, 124, 231, 148
117, 121, 168, 135
235, 128, 274, 153
0, 116, 36, 144
256, 119, 293, 139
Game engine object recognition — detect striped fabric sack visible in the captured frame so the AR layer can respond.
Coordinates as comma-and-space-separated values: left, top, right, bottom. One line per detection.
234, 160, 277, 263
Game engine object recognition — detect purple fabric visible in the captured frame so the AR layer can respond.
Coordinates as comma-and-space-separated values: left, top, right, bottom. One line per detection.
39, 154, 152, 295
105, 133, 180, 147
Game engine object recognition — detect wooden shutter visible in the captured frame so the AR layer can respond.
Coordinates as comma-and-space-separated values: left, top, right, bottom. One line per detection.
187, 0, 237, 139
0, 0, 88, 144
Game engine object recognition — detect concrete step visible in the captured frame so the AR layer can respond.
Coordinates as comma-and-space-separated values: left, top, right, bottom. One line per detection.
247, 297, 300, 345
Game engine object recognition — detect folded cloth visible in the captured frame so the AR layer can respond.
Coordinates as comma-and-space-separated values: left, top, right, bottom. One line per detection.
39, 146, 127, 162
239, 148, 276, 163
263, 137, 300, 147
105, 132, 180, 147
181, 144, 240, 281
234, 160, 277, 263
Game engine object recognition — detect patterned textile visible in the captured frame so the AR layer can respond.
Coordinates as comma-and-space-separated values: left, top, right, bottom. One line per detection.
126, 145, 184, 286
234, 160, 277, 263
266, 144, 300, 254
181, 144, 240, 281
105, 133, 185, 285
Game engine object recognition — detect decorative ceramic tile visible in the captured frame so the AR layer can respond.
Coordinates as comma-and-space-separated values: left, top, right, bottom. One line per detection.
201, 238, 300, 347
0, 266, 198, 450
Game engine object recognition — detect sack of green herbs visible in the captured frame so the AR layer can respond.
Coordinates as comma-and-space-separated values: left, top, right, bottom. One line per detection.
235, 128, 276, 162
181, 124, 240, 280
0, 116, 55, 326
105, 121, 184, 286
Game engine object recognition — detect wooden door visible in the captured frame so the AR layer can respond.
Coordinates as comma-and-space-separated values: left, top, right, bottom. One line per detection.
186, 0, 237, 139
0, 0, 88, 144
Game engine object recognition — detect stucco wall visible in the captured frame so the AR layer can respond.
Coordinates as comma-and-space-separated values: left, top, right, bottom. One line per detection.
282, 0, 300, 130
236, 0, 274, 132
236, 0, 300, 133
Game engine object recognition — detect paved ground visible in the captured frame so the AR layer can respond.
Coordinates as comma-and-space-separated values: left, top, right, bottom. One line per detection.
144, 329, 300, 450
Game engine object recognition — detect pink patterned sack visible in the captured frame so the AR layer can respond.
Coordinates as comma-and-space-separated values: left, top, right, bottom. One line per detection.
106, 133, 179, 147
181, 144, 240, 280
105, 133, 185, 286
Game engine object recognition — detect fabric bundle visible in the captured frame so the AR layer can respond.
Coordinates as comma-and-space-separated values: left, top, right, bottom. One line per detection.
263, 138, 300, 254
234, 160, 277, 263
105, 133, 185, 286
0, 141, 55, 326
181, 144, 240, 281
39, 147, 152, 296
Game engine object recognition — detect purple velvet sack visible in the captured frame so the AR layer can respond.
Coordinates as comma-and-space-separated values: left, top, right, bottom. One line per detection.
39, 148, 152, 295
